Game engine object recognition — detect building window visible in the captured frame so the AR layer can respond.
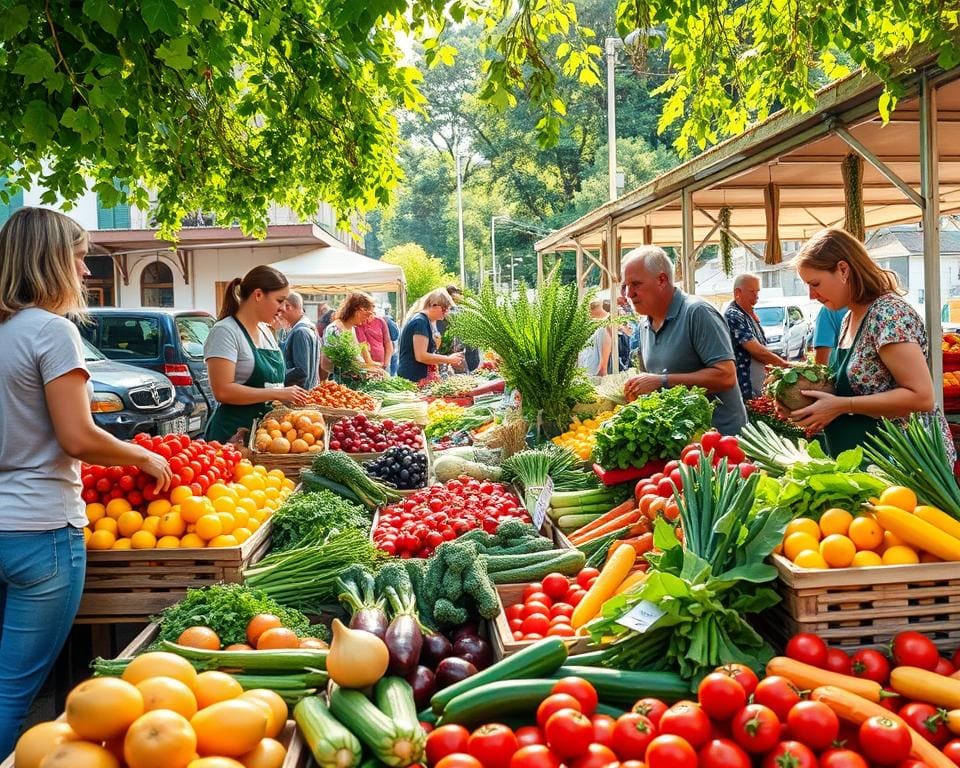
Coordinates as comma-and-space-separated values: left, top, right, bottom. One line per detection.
761, 271, 781, 289
141, 262, 174, 307
878, 256, 909, 290
97, 181, 131, 229
0, 177, 24, 226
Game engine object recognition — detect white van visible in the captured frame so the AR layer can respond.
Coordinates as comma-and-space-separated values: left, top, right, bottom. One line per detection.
754, 299, 813, 360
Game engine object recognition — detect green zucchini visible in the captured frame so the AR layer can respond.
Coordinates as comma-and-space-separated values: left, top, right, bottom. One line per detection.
294, 696, 362, 768
158, 640, 328, 671
596, 703, 626, 718
430, 636, 568, 715
437, 679, 557, 726
552, 666, 690, 705
564, 650, 608, 667
300, 471, 363, 503
375, 677, 420, 731
328, 684, 424, 767
482, 549, 568, 572
487, 550, 586, 584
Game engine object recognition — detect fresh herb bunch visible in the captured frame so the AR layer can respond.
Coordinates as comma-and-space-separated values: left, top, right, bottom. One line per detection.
593, 386, 714, 470
360, 376, 417, 393
323, 327, 366, 379
427, 374, 484, 397
270, 490, 370, 552
745, 396, 809, 440
449, 268, 598, 436
156, 583, 327, 646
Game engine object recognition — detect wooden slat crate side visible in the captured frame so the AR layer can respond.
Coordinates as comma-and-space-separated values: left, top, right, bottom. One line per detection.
772, 554, 960, 589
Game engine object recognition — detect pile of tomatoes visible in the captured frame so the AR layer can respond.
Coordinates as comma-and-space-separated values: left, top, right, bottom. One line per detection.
503, 571, 600, 641
372, 478, 528, 558
81, 434, 242, 508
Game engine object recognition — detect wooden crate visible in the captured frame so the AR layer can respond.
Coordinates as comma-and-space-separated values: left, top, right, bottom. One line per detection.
0, 620, 309, 768
753, 554, 960, 653
76, 519, 273, 623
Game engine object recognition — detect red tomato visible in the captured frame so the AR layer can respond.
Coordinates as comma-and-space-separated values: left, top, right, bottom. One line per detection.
656, 478, 674, 497
536, 693, 582, 729
611, 713, 656, 761
525, 592, 553, 608
714, 663, 759, 697
576, 568, 601, 590
468, 724, 519, 768
590, 714, 616, 749
550, 678, 598, 717
426, 726, 471, 767
521, 615, 550, 636
543, 709, 593, 759
859, 716, 911, 766
631, 698, 668, 727
434, 749, 483, 768
658, 702, 711, 749
566, 588, 587, 607
682, 450, 701, 466
546, 624, 575, 638
785, 633, 829, 668
762, 741, 817, 768
515, 726, 545, 747
753, 676, 803, 721
700, 431, 722, 453
937, 657, 956, 676
785, 700, 839, 751
569, 743, 618, 768
730, 704, 781, 754
892, 631, 941, 671
541, 573, 570, 600
522, 602, 551, 619
698, 738, 751, 768
550, 603, 574, 619
851, 649, 891, 684
898, 702, 951, 746
697, 672, 747, 721
644, 734, 698, 768
819, 748, 869, 768
506, 604, 524, 622
522, 583, 544, 601
509, 745, 560, 768
825, 647, 853, 675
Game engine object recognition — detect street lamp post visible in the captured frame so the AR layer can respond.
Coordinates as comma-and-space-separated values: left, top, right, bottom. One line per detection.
455, 153, 466, 287
605, 30, 644, 203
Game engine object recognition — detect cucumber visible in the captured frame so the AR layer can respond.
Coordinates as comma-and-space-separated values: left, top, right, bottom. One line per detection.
294, 695, 362, 768
300, 470, 363, 503
596, 703, 626, 718
487, 550, 586, 584
375, 677, 420, 731
437, 679, 557, 726
430, 636, 568, 715
552, 666, 690, 706
564, 650, 608, 667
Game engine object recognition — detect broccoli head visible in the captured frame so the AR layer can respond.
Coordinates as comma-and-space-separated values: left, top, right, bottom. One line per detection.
462, 559, 499, 619
495, 519, 539, 544
436, 540, 478, 574
433, 597, 469, 626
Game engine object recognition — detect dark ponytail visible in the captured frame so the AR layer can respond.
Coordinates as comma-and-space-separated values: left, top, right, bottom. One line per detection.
217, 266, 289, 320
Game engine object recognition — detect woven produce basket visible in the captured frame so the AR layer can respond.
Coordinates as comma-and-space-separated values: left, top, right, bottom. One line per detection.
246, 406, 326, 473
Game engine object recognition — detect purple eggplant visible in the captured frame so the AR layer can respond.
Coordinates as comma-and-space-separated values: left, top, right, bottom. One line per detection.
337, 569, 389, 639
453, 635, 492, 670
385, 612, 423, 675
435, 656, 477, 689
350, 606, 389, 640
421, 632, 454, 668
451, 621, 480, 642
406, 665, 437, 710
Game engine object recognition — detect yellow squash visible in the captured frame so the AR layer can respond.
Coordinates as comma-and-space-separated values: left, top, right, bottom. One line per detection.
871, 505, 960, 561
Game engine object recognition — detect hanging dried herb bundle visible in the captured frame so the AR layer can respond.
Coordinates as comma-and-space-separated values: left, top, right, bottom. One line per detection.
842, 153, 865, 241
719, 206, 733, 276
449, 269, 598, 438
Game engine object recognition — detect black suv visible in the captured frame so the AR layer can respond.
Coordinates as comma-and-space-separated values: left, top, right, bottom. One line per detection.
78, 308, 215, 436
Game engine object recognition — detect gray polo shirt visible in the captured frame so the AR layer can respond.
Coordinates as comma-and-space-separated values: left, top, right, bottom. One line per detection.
635, 288, 747, 435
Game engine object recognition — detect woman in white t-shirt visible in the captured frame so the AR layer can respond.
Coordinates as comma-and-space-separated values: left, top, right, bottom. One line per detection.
0, 208, 172, 753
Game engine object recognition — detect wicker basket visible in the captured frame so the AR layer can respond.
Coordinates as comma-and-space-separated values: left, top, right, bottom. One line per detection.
246, 407, 325, 474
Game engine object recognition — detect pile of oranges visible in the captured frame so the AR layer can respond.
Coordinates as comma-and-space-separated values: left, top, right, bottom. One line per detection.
304, 381, 377, 411
552, 410, 617, 461
84, 461, 295, 551
779, 486, 929, 569
16, 651, 288, 768
253, 409, 326, 454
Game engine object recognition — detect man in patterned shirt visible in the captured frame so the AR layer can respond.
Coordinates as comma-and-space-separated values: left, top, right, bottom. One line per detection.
723, 274, 791, 400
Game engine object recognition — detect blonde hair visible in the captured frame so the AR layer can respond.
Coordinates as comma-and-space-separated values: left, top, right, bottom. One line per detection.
0, 207, 89, 322
793, 228, 903, 303
405, 288, 454, 323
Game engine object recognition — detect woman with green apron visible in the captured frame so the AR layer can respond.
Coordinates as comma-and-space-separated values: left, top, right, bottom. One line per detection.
785, 228, 953, 461
204, 266, 310, 443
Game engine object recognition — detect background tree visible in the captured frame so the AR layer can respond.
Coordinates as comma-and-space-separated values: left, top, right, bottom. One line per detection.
382, 243, 458, 307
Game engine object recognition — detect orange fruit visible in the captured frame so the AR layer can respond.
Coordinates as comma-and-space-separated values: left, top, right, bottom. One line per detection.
118, 510, 144, 538
784, 518, 821, 542
784, 532, 821, 562
819, 508, 854, 537
882, 545, 920, 565
157, 535, 181, 548
819, 534, 856, 568
208, 534, 239, 548
246, 614, 283, 646
188, 759, 245, 768
848, 516, 884, 551
65, 676, 144, 741
124, 709, 197, 768
225, 643, 254, 651
233, 527, 252, 543
159, 511, 186, 537
256, 627, 300, 650
177, 626, 222, 650
212, 496, 236, 514
131, 530, 157, 549
181, 496, 213, 524
112, 537, 132, 550
147, 499, 172, 517
141, 516, 161, 535
94, 517, 119, 534
792, 549, 829, 569
170, 485, 194, 505
851, 550, 883, 567
14, 721, 80, 768
241, 690, 288, 739
217, 512, 236, 534
122, 651, 199, 688
237, 738, 286, 768
883, 530, 907, 549
106, 498, 133, 519
193, 671, 243, 709
88, 529, 116, 550
195, 514, 223, 541
180, 533, 206, 548
299, 638, 327, 650
36, 740, 120, 768
879, 485, 918, 512
86, 503, 106, 524
136, 676, 198, 719
191, 699, 268, 756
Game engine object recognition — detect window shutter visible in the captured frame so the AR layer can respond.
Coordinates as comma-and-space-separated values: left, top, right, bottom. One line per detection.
0, 178, 23, 226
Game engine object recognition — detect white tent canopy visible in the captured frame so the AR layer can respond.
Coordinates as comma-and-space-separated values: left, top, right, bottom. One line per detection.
268, 246, 406, 310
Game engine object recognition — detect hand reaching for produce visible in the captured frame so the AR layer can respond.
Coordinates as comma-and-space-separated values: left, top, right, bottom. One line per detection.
280, 385, 310, 406
137, 450, 174, 493
623, 373, 662, 402
789, 390, 846, 433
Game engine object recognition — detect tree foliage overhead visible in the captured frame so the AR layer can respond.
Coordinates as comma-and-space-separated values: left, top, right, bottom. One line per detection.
382, 243, 457, 307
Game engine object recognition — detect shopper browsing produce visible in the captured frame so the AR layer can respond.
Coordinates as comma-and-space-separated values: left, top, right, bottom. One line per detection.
724, 273, 790, 400
322, 292, 389, 378
0, 208, 172, 755
788, 227, 952, 457
577, 299, 613, 378
397, 288, 464, 382
204, 265, 310, 442
621, 246, 747, 435
280, 290, 321, 390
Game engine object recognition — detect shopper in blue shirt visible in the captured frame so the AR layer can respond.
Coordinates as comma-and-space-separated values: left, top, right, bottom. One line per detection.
397, 289, 464, 382
383, 307, 400, 376
724, 274, 790, 400
812, 306, 849, 365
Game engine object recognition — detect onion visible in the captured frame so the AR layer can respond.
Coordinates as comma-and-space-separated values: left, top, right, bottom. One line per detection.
434, 657, 478, 689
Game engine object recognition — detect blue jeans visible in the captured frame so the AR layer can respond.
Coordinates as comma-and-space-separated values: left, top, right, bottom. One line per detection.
0, 526, 86, 755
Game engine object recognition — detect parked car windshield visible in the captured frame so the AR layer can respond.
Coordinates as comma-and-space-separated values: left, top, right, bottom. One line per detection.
175, 315, 215, 359
100, 317, 162, 360
755, 306, 785, 325
81, 337, 106, 362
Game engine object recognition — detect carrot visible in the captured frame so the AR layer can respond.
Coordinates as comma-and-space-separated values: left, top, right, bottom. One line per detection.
766, 657, 887, 702
569, 509, 641, 545
606, 533, 654, 562
568, 500, 636, 541
571, 544, 637, 629
613, 569, 648, 596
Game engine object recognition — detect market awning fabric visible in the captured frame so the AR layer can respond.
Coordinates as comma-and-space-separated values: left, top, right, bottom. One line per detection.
268, 247, 406, 294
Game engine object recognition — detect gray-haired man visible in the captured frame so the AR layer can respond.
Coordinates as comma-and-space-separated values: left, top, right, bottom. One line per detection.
281, 291, 320, 390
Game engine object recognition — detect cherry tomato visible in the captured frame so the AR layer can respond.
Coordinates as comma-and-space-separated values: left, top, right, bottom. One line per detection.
525, 592, 553, 607
762, 741, 817, 768
825, 647, 853, 675
859, 716, 911, 766
697, 672, 747, 721
730, 704, 781, 754
426, 726, 472, 767
892, 631, 941, 671
522, 602, 551, 619
543, 709, 593, 760
576, 568, 600, 590
753, 676, 803, 722
698, 738, 751, 768
565, 588, 587, 607
898, 702, 951, 746
943, 740, 960, 765
436, 755, 484, 768
851, 648, 891, 684
515, 726, 545, 747
785, 700, 839, 751
521, 615, 550, 636
509, 744, 561, 768
468, 724, 519, 768
644, 734, 698, 768
611, 713, 656, 761
550, 678, 598, 717
550, 603, 574, 619
536, 693, 581, 729
785, 633, 829, 668
700, 431, 722, 454
541, 573, 570, 600
590, 714, 616, 749
937, 657, 956, 676
506, 604, 524, 621
819, 748, 869, 768
715, 663, 759, 697
569, 743, 618, 768
658, 702, 711, 749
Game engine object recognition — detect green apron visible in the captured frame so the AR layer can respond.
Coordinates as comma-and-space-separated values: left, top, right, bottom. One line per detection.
204, 318, 285, 443
822, 313, 880, 457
